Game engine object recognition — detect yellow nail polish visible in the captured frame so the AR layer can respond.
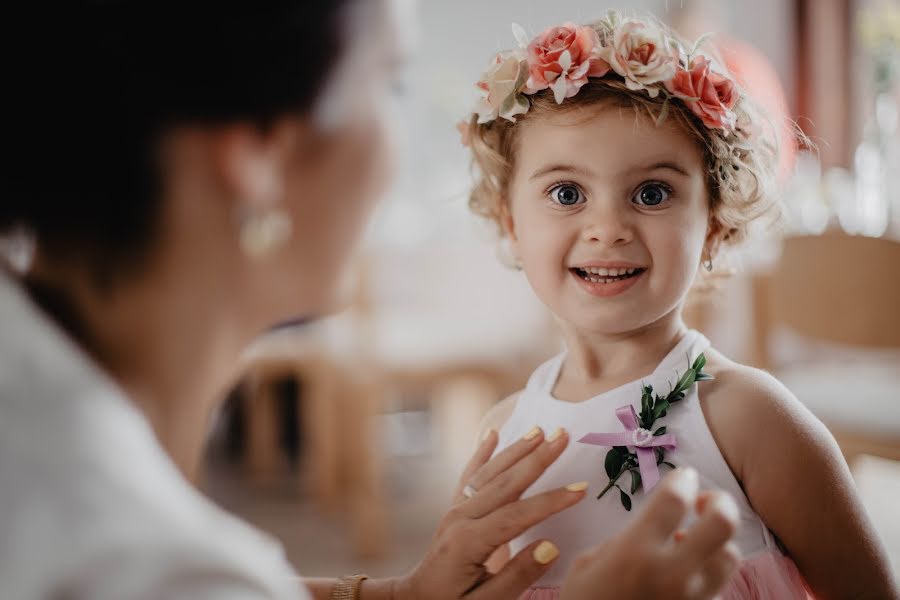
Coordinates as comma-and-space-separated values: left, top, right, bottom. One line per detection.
523, 426, 542, 440
481, 428, 496, 442
565, 481, 588, 492
532, 540, 560, 565
546, 427, 565, 442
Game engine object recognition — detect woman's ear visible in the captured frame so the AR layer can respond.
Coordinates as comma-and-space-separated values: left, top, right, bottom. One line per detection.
215, 119, 300, 211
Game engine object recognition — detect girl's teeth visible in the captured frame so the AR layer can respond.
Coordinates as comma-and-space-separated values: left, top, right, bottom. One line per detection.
582, 267, 640, 275
578, 267, 642, 283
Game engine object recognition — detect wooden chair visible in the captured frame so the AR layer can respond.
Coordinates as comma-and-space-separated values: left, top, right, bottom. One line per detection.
232, 247, 559, 558
237, 334, 387, 558
751, 233, 900, 465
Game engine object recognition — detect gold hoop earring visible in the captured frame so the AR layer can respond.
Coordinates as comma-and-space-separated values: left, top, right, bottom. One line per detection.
239, 208, 293, 259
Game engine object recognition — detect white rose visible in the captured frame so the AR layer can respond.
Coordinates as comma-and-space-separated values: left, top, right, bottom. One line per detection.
475, 50, 529, 123
600, 20, 677, 97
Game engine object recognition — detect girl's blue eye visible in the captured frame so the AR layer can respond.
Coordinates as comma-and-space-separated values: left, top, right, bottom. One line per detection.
632, 183, 671, 207
549, 184, 584, 206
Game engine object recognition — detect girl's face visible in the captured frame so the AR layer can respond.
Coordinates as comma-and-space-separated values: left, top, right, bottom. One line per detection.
505, 105, 711, 335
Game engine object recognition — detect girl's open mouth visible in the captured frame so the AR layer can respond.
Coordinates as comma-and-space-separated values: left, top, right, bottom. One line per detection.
572, 266, 646, 284
569, 266, 647, 297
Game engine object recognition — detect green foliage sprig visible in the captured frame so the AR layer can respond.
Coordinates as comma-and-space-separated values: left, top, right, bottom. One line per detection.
597, 353, 713, 510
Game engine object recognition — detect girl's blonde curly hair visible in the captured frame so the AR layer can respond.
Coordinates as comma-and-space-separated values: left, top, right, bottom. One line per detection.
462, 15, 786, 260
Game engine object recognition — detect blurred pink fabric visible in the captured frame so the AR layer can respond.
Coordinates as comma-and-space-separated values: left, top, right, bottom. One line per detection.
517, 550, 814, 600
717, 35, 797, 183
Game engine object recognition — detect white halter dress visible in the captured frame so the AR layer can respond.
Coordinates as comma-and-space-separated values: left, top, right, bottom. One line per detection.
495, 330, 812, 599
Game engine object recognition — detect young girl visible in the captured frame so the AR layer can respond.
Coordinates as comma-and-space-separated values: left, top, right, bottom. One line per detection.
459, 11, 897, 600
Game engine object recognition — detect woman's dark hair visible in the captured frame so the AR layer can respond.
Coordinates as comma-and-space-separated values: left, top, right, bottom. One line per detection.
5, 1, 357, 282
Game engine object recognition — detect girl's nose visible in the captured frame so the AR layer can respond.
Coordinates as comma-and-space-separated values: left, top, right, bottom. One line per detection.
581, 204, 634, 247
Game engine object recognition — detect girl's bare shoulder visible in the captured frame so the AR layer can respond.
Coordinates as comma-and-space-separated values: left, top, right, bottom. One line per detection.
695, 347, 828, 481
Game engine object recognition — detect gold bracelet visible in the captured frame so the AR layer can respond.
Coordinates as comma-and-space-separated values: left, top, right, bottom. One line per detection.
330, 574, 369, 600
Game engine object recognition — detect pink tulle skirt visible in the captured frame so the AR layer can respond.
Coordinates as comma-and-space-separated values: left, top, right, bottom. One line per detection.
518, 551, 813, 600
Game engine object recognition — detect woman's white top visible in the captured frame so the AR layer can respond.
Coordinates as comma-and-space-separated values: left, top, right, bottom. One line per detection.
0, 272, 309, 599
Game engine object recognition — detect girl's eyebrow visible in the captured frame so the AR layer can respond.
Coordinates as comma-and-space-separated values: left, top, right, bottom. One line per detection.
638, 161, 692, 177
529, 164, 596, 181
529, 160, 692, 181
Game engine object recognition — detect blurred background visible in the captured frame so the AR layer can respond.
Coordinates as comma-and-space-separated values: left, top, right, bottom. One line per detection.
190, 0, 899, 581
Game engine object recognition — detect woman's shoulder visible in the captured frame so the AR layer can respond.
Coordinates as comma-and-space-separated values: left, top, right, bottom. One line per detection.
0, 416, 302, 599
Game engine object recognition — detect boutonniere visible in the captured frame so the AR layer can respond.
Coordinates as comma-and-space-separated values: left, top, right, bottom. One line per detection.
577, 353, 713, 510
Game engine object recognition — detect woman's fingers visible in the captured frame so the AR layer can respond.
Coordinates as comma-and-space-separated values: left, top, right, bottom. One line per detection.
464, 426, 545, 496
687, 542, 742, 600
659, 485, 740, 600
677, 491, 740, 563
476, 484, 588, 548
632, 467, 699, 542
467, 539, 560, 600
556, 470, 741, 600
462, 429, 570, 518
453, 429, 500, 501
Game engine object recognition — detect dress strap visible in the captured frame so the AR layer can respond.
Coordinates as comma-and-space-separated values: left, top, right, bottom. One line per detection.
523, 352, 566, 396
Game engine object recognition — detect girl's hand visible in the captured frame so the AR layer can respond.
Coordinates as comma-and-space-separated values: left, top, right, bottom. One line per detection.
394, 427, 587, 600
560, 468, 741, 600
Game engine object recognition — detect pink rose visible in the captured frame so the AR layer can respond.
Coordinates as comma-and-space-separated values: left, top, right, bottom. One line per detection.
600, 20, 677, 97
525, 23, 610, 104
666, 56, 739, 130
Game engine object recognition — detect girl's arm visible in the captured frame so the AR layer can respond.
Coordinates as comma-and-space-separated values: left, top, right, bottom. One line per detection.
703, 363, 898, 599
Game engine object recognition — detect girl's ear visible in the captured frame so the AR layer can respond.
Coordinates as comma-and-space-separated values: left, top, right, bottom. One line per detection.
703, 215, 725, 261
499, 201, 518, 242
498, 201, 523, 269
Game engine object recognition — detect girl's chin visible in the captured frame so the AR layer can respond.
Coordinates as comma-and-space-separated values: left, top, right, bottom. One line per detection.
558, 300, 678, 335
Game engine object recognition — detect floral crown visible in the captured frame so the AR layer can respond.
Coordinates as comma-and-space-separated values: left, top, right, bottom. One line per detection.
464, 12, 747, 138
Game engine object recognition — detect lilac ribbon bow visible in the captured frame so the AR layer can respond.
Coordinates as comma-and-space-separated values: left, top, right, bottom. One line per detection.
577, 405, 677, 492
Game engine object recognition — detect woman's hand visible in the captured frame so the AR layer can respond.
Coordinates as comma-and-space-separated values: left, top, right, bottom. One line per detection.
393, 427, 587, 600
560, 468, 741, 600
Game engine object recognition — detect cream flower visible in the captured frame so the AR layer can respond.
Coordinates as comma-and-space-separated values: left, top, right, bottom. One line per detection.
475, 50, 530, 123
599, 20, 677, 97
